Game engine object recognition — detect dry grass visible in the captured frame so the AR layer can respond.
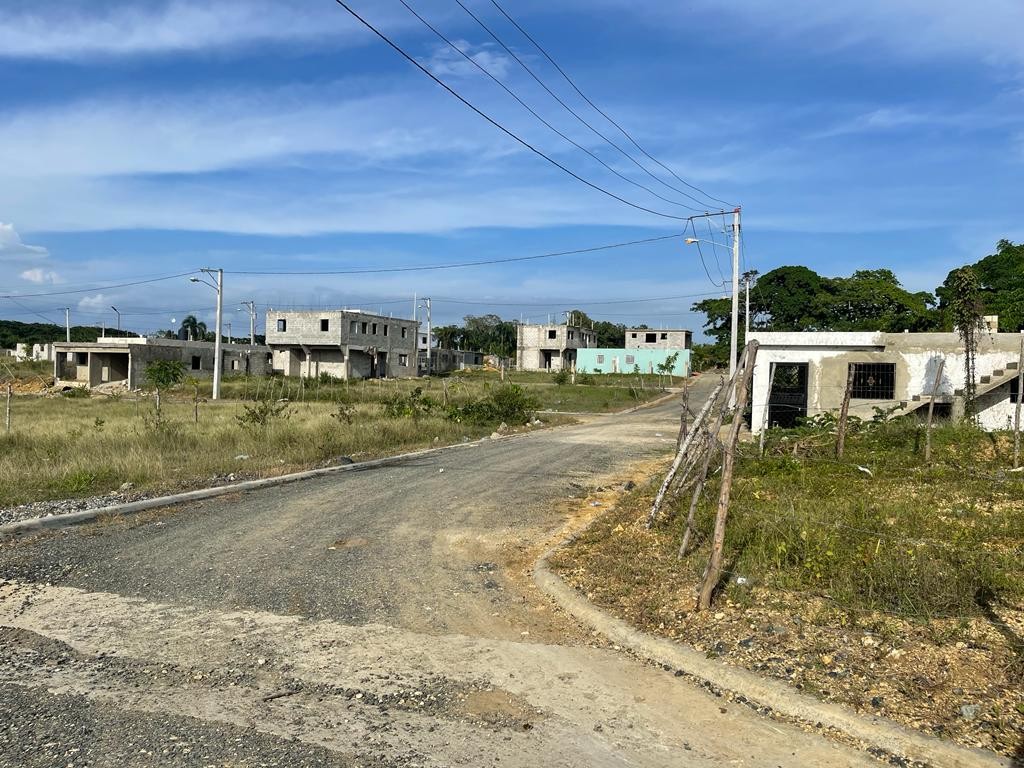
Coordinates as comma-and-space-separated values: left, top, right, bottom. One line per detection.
0, 394, 524, 508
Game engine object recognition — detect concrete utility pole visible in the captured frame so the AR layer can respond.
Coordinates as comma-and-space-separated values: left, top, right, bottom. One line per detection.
240, 301, 256, 346
730, 207, 741, 379
191, 268, 224, 400
111, 306, 121, 335
226, 322, 232, 343
744, 276, 750, 337
420, 297, 432, 376
64, 308, 70, 342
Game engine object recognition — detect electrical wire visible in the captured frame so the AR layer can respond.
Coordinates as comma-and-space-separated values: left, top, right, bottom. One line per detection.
704, 216, 728, 285
485, 0, 736, 210
227, 231, 685, 275
330, 0, 691, 221
395, 0, 702, 213
0, 271, 201, 299
453, 0, 717, 212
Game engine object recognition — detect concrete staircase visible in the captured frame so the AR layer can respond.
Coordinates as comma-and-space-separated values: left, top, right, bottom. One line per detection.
900, 360, 1019, 415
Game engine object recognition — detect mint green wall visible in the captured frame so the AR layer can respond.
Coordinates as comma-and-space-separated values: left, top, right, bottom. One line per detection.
576, 348, 690, 376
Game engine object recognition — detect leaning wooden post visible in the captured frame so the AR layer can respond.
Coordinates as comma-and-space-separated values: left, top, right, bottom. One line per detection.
696, 341, 758, 611
835, 364, 855, 458
758, 362, 776, 457
646, 379, 725, 528
5, 382, 11, 433
1014, 338, 1024, 468
679, 383, 734, 557
924, 358, 945, 464
676, 381, 690, 450
193, 382, 199, 425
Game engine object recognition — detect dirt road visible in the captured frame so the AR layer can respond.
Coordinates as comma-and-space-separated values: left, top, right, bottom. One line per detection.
0, 380, 877, 767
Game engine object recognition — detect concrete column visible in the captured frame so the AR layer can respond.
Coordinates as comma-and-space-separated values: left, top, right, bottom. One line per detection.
952, 395, 966, 422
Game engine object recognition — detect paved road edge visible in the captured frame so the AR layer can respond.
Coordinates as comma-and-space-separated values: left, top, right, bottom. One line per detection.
533, 533, 1011, 768
0, 436, 517, 536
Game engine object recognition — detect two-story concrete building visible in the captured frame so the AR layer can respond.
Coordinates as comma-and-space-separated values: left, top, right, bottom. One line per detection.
516, 322, 598, 371
625, 328, 692, 350
265, 309, 419, 379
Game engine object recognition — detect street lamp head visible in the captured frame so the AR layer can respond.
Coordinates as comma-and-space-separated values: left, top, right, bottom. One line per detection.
110, 306, 118, 312
684, 238, 698, 245
189, 277, 199, 283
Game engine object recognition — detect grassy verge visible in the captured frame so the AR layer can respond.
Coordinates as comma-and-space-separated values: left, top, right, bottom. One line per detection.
0, 392, 570, 509
551, 421, 1024, 758
197, 370, 668, 413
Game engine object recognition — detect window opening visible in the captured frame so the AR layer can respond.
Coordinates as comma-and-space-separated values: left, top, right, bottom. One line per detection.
850, 363, 896, 400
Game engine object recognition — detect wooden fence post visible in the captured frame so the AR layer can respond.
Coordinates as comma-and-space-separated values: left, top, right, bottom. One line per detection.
696, 341, 758, 611
835, 364, 855, 458
193, 383, 199, 425
676, 382, 690, 450
1014, 338, 1024, 469
925, 358, 945, 464
759, 362, 776, 457
679, 384, 733, 557
646, 379, 725, 528
5, 382, 11, 433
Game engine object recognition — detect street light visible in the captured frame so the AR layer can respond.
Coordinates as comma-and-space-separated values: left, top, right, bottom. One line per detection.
685, 210, 741, 379
189, 268, 224, 400
110, 306, 120, 335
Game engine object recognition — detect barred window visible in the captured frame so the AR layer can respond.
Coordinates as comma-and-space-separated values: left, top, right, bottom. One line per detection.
849, 363, 895, 400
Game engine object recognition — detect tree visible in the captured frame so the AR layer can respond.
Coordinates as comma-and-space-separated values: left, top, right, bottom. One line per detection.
145, 359, 186, 422
462, 314, 517, 357
433, 325, 462, 350
946, 267, 983, 417
937, 240, 1024, 332
565, 309, 625, 347
179, 315, 207, 342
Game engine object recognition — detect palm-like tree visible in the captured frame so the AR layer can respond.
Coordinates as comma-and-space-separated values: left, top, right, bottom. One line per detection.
179, 315, 208, 341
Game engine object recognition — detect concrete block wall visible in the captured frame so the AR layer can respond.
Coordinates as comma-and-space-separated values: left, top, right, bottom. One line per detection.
625, 329, 691, 350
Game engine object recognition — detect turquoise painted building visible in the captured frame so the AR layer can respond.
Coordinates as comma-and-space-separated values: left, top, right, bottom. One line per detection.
576, 347, 690, 377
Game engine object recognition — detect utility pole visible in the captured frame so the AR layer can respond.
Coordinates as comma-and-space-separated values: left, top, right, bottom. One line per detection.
730, 207, 741, 379
421, 297, 432, 376
64, 308, 70, 342
744, 276, 750, 337
192, 269, 224, 400
111, 306, 121, 335
226, 322, 232, 343
240, 301, 256, 346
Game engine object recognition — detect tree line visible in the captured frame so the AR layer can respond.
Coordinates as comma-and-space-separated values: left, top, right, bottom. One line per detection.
691, 239, 1023, 368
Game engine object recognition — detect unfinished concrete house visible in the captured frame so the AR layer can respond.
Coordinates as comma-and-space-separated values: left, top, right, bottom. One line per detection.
265, 310, 418, 379
625, 328, 692, 350
749, 331, 1024, 432
516, 323, 597, 371
53, 337, 271, 390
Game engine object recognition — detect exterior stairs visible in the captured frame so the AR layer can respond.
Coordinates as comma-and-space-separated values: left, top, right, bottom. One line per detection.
899, 360, 1019, 415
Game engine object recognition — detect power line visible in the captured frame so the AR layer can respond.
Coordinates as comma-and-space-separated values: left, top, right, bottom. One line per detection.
330, 0, 691, 222
457, 0, 725, 211
486, 0, 735, 210
0, 271, 200, 299
395, 0, 702, 213
227, 232, 685, 275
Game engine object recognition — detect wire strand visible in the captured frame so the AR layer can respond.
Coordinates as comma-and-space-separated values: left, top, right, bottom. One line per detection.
486, 0, 736, 210
332, 0, 691, 222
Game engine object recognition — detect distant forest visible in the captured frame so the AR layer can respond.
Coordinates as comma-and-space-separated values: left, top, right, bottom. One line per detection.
0, 320, 138, 349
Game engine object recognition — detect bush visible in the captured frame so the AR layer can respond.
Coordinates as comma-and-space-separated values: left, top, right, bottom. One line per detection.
552, 368, 571, 386
381, 387, 436, 420
447, 384, 539, 425
235, 399, 291, 431
577, 370, 596, 385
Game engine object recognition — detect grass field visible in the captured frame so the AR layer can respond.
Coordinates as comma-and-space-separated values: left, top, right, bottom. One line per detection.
0, 361, 676, 508
195, 368, 670, 413
552, 419, 1024, 756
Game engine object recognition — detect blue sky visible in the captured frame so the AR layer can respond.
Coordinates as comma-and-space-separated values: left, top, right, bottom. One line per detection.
0, 0, 1022, 338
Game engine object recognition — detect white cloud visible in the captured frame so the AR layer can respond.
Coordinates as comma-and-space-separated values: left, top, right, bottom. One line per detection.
0, 223, 48, 259
19, 267, 60, 284
0, 0, 378, 59
0, 85, 507, 179
78, 293, 108, 310
421, 40, 513, 79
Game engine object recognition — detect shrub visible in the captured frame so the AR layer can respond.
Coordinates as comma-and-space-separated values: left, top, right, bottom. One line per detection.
552, 368, 571, 386
447, 384, 539, 425
145, 359, 187, 390
381, 387, 436, 420
235, 399, 292, 431
577, 370, 596, 385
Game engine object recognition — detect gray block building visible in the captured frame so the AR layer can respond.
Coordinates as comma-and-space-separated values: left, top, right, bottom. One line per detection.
625, 328, 692, 350
265, 309, 419, 379
53, 337, 272, 390
516, 322, 597, 371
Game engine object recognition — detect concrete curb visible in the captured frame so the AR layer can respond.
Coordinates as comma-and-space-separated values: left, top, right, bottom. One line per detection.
534, 535, 1010, 768
0, 434, 524, 537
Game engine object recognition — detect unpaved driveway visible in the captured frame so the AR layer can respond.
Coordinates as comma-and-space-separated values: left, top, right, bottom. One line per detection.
0, 380, 876, 767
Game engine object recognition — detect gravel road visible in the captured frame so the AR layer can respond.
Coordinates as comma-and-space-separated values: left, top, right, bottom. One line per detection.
0, 380, 877, 767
